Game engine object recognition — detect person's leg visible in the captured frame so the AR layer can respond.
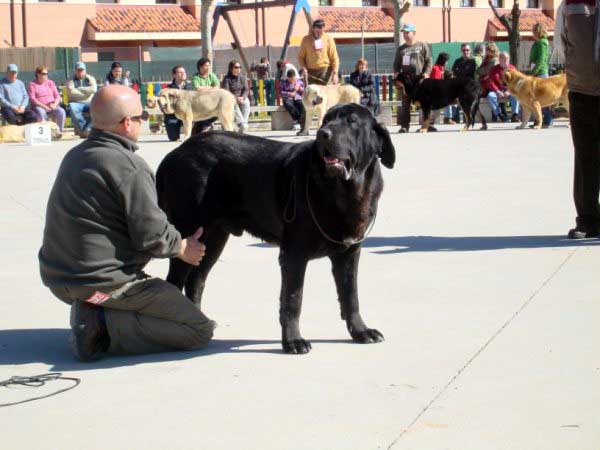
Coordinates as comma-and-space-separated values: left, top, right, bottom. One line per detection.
21, 109, 39, 124
294, 99, 305, 122
509, 94, 519, 118
486, 91, 501, 119
282, 98, 300, 122
68, 102, 86, 132
1, 107, 20, 125
569, 92, 600, 237
240, 97, 250, 125
537, 74, 553, 126
32, 106, 47, 122
399, 94, 411, 132
233, 103, 244, 128
164, 114, 181, 141
81, 103, 92, 130
453, 105, 461, 123
51, 106, 66, 131
99, 277, 216, 355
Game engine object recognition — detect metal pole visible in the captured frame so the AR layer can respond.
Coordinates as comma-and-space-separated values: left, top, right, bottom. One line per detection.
361, 9, 365, 59
374, 41, 378, 73
138, 45, 143, 84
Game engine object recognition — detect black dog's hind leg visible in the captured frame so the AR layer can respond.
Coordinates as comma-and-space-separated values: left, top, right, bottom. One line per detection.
278, 249, 311, 354
330, 246, 384, 344
184, 227, 230, 307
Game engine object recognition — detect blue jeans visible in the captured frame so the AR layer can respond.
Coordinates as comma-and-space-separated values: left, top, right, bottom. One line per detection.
487, 91, 519, 118
68, 102, 91, 132
538, 73, 553, 126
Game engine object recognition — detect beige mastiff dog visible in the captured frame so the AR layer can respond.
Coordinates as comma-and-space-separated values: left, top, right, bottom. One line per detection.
0, 121, 75, 143
147, 88, 236, 139
298, 84, 361, 135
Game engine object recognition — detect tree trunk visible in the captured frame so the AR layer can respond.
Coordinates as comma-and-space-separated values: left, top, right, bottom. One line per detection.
201, 0, 214, 61
393, 0, 411, 48
488, 0, 521, 68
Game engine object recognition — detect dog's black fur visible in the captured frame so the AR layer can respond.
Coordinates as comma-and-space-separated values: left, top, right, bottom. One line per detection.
156, 104, 395, 354
396, 71, 482, 132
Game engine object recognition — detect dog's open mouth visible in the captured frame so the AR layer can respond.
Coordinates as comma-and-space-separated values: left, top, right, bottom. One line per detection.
323, 156, 353, 180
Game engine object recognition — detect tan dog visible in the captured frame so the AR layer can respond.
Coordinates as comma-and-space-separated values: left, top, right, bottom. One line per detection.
503, 68, 569, 129
0, 121, 71, 143
299, 84, 361, 135
147, 88, 236, 139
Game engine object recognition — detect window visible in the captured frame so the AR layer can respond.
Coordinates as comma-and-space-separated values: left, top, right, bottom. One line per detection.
156, 0, 177, 3
527, 0, 539, 7
38, 0, 64, 2
319, 0, 333, 5
413, 0, 429, 5
460, 0, 474, 6
362, 0, 378, 5
95, 0, 116, 3
98, 51, 115, 62
491, 0, 503, 6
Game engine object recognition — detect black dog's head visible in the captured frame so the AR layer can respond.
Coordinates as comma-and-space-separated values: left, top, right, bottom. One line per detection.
314, 103, 395, 180
395, 70, 419, 98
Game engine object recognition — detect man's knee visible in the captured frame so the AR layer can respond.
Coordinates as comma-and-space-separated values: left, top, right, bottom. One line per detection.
186, 318, 217, 350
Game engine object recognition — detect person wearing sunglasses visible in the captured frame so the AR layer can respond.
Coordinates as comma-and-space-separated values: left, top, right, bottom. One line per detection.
39, 84, 216, 362
27, 66, 66, 131
221, 59, 250, 133
447, 44, 477, 124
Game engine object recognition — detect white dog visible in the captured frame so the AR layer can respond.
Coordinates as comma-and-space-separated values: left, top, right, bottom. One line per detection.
299, 84, 361, 135
147, 88, 236, 140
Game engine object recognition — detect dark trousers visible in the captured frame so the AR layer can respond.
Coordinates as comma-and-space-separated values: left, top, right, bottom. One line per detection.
282, 98, 303, 122
1, 107, 38, 125
570, 91, 600, 230
398, 94, 412, 130
164, 114, 182, 141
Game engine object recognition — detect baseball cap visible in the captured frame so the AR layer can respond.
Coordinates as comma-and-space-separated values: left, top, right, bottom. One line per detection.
75, 61, 86, 70
313, 19, 325, 28
7, 64, 18, 73
402, 23, 417, 32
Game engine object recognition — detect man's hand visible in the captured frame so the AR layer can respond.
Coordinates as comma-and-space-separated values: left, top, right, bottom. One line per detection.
42, 105, 52, 112
332, 72, 339, 84
237, 96, 245, 104
177, 227, 206, 266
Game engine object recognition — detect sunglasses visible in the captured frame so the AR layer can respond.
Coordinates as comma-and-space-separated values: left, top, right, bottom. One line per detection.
233, 65, 241, 69
120, 110, 149, 123
462, 49, 471, 52
39, 72, 49, 75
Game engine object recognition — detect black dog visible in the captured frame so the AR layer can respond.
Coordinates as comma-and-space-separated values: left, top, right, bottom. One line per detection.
156, 104, 395, 354
396, 71, 482, 132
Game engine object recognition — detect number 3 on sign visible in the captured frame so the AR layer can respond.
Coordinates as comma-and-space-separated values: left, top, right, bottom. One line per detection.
24, 123, 51, 146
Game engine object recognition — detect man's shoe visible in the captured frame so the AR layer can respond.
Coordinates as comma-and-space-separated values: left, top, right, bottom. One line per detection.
398, 127, 409, 133
240, 124, 249, 133
567, 228, 600, 239
427, 126, 438, 132
292, 123, 301, 131
511, 113, 520, 123
443, 118, 456, 125
70, 301, 108, 362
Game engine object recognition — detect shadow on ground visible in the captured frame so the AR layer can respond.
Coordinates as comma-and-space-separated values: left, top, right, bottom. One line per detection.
249, 235, 600, 254
0, 328, 352, 372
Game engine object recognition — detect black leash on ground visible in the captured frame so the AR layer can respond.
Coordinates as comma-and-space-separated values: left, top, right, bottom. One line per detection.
0, 373, 81, 407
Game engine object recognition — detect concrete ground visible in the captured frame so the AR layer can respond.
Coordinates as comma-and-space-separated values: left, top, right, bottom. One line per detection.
1, 121, 599, 450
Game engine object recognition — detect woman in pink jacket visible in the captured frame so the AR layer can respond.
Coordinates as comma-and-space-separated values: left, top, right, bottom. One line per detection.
28, 66, 66, 131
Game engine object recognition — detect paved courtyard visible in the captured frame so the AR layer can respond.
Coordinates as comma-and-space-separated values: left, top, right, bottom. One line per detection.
1, 122, 599, 450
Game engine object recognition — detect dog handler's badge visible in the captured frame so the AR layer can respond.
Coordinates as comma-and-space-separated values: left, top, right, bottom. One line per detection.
85, 291, 111, 305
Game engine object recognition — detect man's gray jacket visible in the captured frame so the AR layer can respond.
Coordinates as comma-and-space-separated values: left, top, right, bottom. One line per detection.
39, 129, 182, 288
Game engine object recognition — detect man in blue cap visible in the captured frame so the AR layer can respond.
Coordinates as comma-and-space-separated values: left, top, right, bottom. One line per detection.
0, 64, 38, 125
392, 24, 433, 133
66, 61, 97, 138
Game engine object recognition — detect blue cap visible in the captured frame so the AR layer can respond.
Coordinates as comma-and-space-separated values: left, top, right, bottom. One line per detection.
75, 61, 86, 70
7, 64, 18, 73
402, 23, 416, 32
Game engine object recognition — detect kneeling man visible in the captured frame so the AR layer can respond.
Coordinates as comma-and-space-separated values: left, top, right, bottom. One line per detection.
39, 85, 216, 362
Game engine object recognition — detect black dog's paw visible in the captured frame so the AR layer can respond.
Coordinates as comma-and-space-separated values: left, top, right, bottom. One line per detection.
282, 338, 312, 354
351, 328, 385, 344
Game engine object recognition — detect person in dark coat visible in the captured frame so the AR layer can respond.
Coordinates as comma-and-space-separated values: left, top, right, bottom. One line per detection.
349, 58, 380, 117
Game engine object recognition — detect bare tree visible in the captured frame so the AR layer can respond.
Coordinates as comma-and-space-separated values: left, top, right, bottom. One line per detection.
201, 0, 214, 61
488, 0, 521, 67
392, 0, 412, 48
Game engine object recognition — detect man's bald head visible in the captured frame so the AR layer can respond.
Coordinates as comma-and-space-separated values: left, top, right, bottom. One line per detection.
91, 85, 142, 131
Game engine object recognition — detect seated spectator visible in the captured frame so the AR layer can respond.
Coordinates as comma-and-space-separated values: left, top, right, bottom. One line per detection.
191, 57, 219, 134
349, 58, 380, 117
104, 62, 130, 87
276, 60, 298, 81
66, 62, 97, 138
429, 52, 450, 126
221, 60, 250, 133
28, 66, 66, 131
250, 57, 271, 80
164, 65, 193, 141
280, 69, 305, 131
484, 51, 520, 123
0, 64, 38, 126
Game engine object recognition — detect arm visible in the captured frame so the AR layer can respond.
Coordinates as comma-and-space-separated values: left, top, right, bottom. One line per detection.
298, 37, 308, 71
0, 86, 14, 109
119, 167, 182, 259
50, 81, 61, 107
421, 44, 433, 76
28, 82, 43, 108
240, 76, 249, 98
328, 36, 340, 75
210, 73, 219, 88
18, 81, 29, 107
79, 76, 97, 95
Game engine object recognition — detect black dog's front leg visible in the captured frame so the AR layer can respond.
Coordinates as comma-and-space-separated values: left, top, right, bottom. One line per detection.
330, 246, 384, 344
278, 250, 311, 354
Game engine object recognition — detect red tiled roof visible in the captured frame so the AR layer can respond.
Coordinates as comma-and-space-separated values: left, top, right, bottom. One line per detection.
89, 6, 200, 33
489, 9, 555, 31
317, 8, 394, 33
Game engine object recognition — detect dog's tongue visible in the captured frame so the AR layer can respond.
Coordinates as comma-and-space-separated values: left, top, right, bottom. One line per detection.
324, 156, 340, 165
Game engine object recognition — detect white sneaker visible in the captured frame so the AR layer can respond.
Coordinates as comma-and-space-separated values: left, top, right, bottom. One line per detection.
292, 123, 301, 131
240, 124, 249, 133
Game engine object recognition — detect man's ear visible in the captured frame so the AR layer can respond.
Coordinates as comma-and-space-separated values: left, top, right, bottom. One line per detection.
373, 121, 395, 169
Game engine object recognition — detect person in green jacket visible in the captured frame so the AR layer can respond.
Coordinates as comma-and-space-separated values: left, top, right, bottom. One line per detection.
529, 22, 553, 127
191, 57, 220, 133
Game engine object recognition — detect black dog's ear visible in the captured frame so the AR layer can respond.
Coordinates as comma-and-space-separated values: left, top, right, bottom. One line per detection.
373, 121, 395, 169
